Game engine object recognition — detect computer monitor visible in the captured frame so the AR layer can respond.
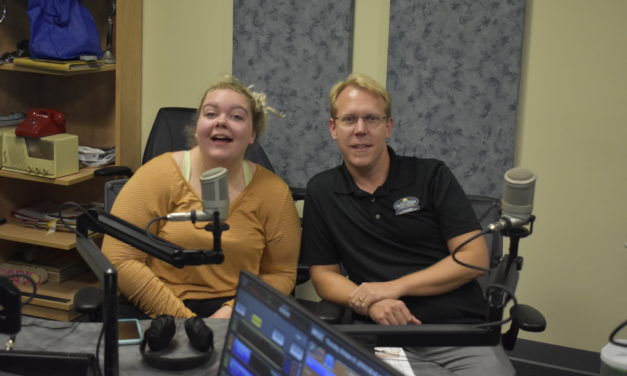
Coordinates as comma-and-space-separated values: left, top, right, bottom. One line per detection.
218, 271, 402, 376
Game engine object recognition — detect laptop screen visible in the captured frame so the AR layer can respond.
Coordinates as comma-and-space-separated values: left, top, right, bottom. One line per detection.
218, 271, 401, 376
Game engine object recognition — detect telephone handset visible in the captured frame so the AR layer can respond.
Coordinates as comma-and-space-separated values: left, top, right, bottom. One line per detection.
15, 108, 66, 138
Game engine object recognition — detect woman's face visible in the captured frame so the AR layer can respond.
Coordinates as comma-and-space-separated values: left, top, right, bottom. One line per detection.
195, 88, 256, 165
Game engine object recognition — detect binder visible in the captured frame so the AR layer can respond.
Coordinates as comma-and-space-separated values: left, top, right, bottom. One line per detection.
12, 57, 103, 72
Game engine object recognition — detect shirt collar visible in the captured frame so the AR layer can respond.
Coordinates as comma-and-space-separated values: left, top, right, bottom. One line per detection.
333, 146, 415, 195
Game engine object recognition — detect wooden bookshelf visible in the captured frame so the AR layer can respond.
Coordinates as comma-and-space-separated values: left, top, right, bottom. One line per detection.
0, 167, 99, 186
0, 222, 100, 250
0, 0, 142, 321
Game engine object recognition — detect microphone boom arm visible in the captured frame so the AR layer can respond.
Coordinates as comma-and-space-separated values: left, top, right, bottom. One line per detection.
76, 209, 225, 268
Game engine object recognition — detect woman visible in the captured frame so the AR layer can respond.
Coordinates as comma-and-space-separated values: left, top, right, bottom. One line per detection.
102, 76, 301, 319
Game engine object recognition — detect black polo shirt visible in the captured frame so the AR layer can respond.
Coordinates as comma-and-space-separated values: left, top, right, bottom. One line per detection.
301, 147, 487, 323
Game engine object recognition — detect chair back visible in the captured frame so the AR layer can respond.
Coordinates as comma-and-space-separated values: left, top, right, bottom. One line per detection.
142, 107, 195, 164
467, 195, 503, 290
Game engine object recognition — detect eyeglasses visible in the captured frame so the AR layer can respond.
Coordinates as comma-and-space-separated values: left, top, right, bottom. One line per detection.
334, 114, 387, 128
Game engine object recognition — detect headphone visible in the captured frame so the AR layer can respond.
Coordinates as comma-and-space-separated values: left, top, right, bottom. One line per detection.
139, 315, 214, 371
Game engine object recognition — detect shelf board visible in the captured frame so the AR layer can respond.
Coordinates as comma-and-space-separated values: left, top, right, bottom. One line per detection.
16, 272, 99, 316
0, 62, 115, 76
0, 166, 97, 186
0, 222, 100, 250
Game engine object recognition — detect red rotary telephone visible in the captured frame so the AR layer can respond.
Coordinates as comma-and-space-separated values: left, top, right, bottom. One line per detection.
15, 108, 66, 138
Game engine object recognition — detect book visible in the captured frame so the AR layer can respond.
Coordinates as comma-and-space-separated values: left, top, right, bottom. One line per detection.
12, 57, 103, 72
21, 304, 81, 322
9, 248, 88, 282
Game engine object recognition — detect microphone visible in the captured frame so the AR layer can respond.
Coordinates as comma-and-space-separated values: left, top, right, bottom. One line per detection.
487, 167, 536, 233
166, 167, 229, 222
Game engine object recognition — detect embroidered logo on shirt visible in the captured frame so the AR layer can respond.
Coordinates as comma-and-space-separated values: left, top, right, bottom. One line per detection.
393, 197, 420, 215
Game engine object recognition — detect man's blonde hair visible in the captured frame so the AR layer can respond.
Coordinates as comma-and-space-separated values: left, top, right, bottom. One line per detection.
329, 73, 392, 118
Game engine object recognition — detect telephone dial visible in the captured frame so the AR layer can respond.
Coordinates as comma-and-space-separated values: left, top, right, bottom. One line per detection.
15, 108, 66, 138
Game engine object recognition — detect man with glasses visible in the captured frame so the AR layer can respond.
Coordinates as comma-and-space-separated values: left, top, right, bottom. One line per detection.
300, 73, 514, 375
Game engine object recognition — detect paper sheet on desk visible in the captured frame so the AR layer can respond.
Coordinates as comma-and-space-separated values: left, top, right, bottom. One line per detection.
375, 347, 416, 376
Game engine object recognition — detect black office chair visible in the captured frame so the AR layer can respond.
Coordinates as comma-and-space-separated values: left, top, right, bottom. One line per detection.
74, 107, 308, 319
296, 195, 546, 350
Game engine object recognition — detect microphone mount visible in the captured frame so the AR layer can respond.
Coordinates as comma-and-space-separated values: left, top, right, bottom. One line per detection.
77, 208, 227, 268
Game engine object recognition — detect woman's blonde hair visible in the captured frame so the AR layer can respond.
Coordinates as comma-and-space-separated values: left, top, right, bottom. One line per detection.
328, 73, 392, 118
187, 75, 282, 146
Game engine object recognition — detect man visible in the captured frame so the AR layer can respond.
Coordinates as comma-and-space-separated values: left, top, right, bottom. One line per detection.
300, 73, 515, 375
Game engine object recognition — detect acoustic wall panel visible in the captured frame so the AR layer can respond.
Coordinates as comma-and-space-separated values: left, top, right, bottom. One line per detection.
233, 0, 354, 188
387, 0, 527, 196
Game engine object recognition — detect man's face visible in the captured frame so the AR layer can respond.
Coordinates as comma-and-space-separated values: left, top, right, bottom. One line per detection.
330, 86, 393, 172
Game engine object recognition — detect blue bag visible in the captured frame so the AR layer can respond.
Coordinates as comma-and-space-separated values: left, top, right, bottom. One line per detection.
28, 0, 102, 60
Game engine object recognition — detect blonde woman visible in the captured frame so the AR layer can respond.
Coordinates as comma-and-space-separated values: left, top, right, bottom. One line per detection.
103, 76, 300, 320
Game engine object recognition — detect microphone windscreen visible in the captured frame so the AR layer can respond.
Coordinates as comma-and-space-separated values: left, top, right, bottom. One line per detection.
501, 167, 536, 219
200, 167, 229, 221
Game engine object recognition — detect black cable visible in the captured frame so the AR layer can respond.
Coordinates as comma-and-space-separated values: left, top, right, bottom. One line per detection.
450, 229, 492, 272
95, 323, 105, 375
609, 319, 627, 348
144, 215, 184, 249
21, 321, 77, 330
58, 201, 100, 239
472, 283, 518, 329
5, 273, 36, 306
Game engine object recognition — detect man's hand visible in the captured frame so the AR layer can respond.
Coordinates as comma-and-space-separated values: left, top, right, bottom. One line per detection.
367, 299, 421, 325
348, 281, 401, 313
209, 305, 232, 320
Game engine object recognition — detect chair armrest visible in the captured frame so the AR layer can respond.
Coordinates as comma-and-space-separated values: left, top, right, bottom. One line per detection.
502, 304, 546, 350
94, 165, 133, 178
511, 304, 546, 332
297, 299, 346, 324
73, 286, 103, 316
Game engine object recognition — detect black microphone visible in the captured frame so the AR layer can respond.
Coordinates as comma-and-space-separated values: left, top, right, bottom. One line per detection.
166, 167, 229, 222
487, 167, 536, 233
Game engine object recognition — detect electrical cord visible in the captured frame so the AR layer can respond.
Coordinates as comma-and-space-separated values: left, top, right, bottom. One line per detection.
3, 273, 36, 350
609, 319, 627, 348
450, 230, 521, 330
5, 273, 36, 306
57, 201, 99, 239
473, 284, 517, 329
0, 0, 6, 24
144, 216, 178, 249
450, 229, 492, 273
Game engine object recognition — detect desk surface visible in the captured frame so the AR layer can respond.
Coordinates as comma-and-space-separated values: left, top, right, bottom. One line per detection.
1, 316, 229, 375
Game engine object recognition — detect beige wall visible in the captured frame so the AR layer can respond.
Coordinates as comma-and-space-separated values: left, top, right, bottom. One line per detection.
352, 0, 390, 85
141, 0, 233, 154
515, 0, 627, 352
141, 0, 627, 352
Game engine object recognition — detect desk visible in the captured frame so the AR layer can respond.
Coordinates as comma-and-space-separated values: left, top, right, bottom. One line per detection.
0, 317, 228, 375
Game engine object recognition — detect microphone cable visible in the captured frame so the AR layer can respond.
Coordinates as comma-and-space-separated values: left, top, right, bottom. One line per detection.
450, 229, 492, 273
609, 319, 627, 348
450, 230, 521, 330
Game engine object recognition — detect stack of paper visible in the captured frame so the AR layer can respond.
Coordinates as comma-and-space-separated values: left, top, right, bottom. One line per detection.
11, 200, 88, 232
79, 145, 115, 167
